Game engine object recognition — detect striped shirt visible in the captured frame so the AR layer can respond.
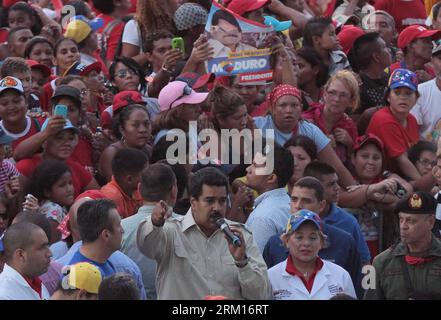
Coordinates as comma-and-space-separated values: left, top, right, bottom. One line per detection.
0, 160, 19, 193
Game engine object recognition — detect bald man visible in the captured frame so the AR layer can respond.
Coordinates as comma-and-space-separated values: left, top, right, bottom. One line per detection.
0, 222, 52, 300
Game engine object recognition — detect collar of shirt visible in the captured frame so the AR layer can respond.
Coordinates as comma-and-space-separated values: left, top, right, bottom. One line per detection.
2, 263, 42, 298
393, 236, 441, 258
330, 50, 347, 66
136, 204, 156, 217
254, 188, 290, 208
182, 208, 198, 233
285, 255, 324, 293
109, 176, 141, 202
323, 202, 339, 223
22, 275, 43, 298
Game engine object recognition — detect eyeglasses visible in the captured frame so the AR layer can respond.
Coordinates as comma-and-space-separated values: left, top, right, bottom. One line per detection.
79, 88, 89, 96
418, 158, 436, 168
115, 69, 137, 79
168, 84, 193, 109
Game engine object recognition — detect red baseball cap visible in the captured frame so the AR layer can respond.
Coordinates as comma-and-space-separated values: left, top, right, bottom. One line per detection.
337, 25, 365, 55
3, 0, 19, 8
226, 0, 271, 16
112, 91, 145, 113
26, 60, 52, 78
176, 72, 216, 90
398, 25, 441, 50
353, 134, 384, 154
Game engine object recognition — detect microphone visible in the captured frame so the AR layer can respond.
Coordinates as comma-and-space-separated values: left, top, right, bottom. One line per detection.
215, 217, 242, 247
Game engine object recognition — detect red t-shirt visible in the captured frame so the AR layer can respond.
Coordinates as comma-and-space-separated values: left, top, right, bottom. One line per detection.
389, 61, 436, 80
302, 103, 358, 164
0, 116, 45, 151
16, 155, 92, 197
70, 136, 93, 169
374, 0, 427, 32
96, 14, 125, 63
367, 107, 419, 168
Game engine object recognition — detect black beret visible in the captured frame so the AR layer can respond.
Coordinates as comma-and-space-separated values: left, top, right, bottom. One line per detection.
395, 191, 436, 215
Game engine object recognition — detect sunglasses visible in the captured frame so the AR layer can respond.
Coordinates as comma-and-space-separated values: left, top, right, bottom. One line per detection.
115, 69, 137, 79
169, 84, 193, 109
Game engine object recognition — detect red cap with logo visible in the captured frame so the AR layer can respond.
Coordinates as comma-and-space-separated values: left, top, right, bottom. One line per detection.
112, 91, 145, 113
398, 25, 441, 50
26, 60, 52, 78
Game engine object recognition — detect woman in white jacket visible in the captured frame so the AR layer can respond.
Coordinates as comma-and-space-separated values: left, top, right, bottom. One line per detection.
268, 209, 356, 300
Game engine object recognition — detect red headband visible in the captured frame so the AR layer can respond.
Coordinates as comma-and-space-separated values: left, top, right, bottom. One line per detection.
269, 84, 302, 106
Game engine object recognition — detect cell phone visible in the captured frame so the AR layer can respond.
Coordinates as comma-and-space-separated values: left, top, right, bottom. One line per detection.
54, 104, 68, 118
172, 37, 185, 56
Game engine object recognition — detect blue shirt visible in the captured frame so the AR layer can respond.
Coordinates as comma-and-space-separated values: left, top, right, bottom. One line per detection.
253, 115, 330, 151
263, 223, 364, 298
245, 188, 291, 252
58, 241, 147, 300
68, 249, 116, 278
324, 203, 371, 263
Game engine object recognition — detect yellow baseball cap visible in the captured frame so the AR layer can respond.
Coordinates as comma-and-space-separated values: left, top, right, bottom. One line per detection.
64, 15, 103, 44
64, 262, 102, 294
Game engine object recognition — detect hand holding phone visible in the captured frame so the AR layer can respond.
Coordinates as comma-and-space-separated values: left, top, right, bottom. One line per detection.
54, 104, 68, 118
172, 37, 185, 56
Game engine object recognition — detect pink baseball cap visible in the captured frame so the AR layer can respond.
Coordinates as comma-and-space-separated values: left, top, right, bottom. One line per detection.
158, 81, 208, 112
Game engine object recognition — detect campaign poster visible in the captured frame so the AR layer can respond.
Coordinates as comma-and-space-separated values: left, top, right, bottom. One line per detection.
204, 1, 275, 83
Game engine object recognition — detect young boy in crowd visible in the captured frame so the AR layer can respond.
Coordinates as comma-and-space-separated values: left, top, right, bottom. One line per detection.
302, 17, 351, 76
100, 148, 149, 218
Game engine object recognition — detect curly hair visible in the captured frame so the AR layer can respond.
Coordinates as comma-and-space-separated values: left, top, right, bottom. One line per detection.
135, 0, 176, 41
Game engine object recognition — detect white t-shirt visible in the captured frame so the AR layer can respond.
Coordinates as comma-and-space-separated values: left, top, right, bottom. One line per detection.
122, 19, 143, 53
410, 79, 441, 143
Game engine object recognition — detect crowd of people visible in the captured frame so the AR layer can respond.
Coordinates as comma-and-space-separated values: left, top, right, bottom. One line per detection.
0, 0, 440, 300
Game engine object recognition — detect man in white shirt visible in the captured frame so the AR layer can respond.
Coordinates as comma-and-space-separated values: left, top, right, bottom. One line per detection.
208, 9, 256, 58
0, 222, 52, 300
411, 43, 441, 143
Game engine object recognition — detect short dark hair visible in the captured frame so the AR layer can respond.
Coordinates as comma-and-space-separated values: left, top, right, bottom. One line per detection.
144, 31, 173, 53
267, 145, 294, 188
111, 148, 149, 180
296, 47, 329, 87
408, 141, 437, 165
98, 273, 140, 300
92, 0, 115, 14
283, 135, 317, 160
24, 36, 53, 60
29, 159, 71, 202
353, 32, 382, 70
59, 75, 85, 86
156, 160, 188, 200
109, 57, 146, 92
7, 26, 31, 44
1, 57, 30, 77
13, 211, 52, 244
140, 163, 177, 202
189, 167, 229, 199
302, 17, 333, 47
77, 199, 117, 243
3, 222, 43, 260
303, 161, 336, 181
212, 9, 241, 32
294, 177, 325, 202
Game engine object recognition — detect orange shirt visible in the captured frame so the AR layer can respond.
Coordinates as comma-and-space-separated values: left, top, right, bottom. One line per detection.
100, 177, 142, 218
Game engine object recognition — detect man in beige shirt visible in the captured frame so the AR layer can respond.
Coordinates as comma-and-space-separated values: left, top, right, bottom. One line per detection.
136, 167, 271, 300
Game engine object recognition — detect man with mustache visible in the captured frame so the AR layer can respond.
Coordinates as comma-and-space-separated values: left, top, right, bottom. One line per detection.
365, 191, 441, 300
208, 9, 256, 58
137, 167, 270, 300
